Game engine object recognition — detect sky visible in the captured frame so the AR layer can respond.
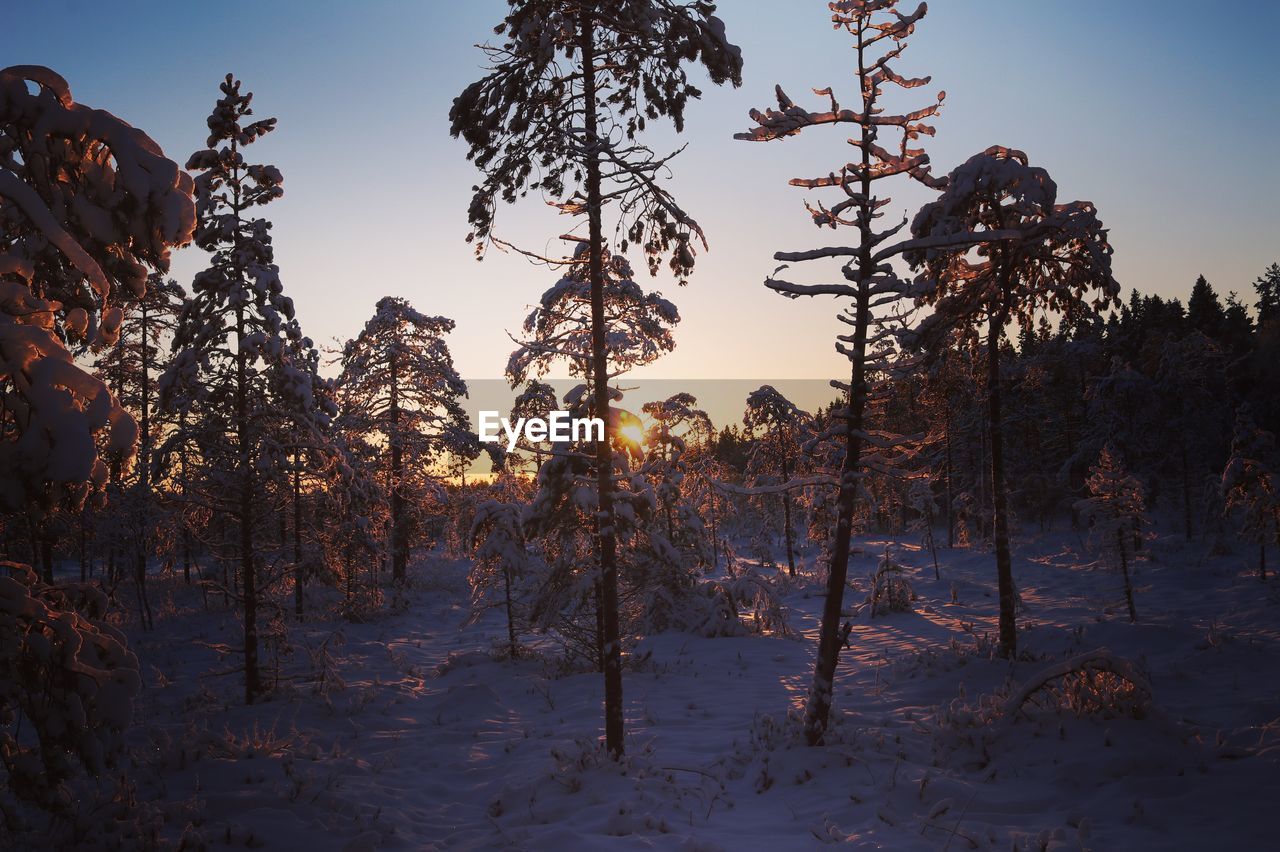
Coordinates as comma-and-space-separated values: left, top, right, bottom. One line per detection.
7, 0, 1278, 392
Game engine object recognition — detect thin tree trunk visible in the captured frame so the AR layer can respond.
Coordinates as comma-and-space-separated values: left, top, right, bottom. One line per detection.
781, 452, 795, 576
390, 352, 407, 583
709, 490, 719, 570
803, 19, 871, 746
978, 413, 989, 543
1180, 441, 1193, 542
135, 297, 154, 630
294, 460, 303, 617
926, 499, 939, 580
237, 301, 259, 704
80, 509, 88, 583
987, 312, 1017, 658
1118, 526, 1136, 622
232, 134, 260, 705
40, 530, 53, 585
944, 411, 953, 548
580, 10, 624, 758
503, 562, 517, 657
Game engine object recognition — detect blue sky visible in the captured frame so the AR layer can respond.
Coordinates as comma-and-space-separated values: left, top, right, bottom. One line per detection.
8, 0, 1278, 384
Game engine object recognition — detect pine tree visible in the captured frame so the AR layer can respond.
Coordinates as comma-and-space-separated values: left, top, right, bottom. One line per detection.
744, 386, 809, 577
336, 297, 474, 585
1222, 407, 1280, 581
161, 74, 321, 704
907, 146, 1118, 657
451, 2, 741, 757
1254, 262, 1280, 328
510, 244, 674, 678
102, 274, 188, 624
1076, 444, 1146, 621
734, 0, 955, 742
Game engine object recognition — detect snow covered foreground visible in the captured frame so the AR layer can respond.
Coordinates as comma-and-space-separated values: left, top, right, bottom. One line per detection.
126, 534, 1279, 850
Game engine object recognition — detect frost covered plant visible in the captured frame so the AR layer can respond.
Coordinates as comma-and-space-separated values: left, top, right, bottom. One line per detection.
0, 562, 141, 824
866, 550, 915, 616
907, 145, 1118, 658
452, 0, 741, 759
160, 74, 325, 705
469, 499, 528, 657
1076, 444, 1146, 622
1221, 406, 1280, 581
0, 65, 195, 515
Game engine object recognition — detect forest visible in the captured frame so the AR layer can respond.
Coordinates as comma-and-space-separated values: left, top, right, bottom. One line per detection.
2, 1, 1278, 849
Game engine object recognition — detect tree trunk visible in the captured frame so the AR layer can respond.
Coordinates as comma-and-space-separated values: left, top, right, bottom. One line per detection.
503, 561, 517, 657
709, 490, 719, 570
390, 351, 407, 583
294, 460, 304, 617
236, 301, 260, 705
926, 499, 939, 580
781, 452, 795, 576
1180, 441, 1192, 542
803, 26, 871, 745
135, 297, 154, 630
978, 415, 989, 543
1118, 525, 1136, 622
39, 530, 53, 584
79, 508, 88, 582
580, 10, 624, 758
987, 312, 1017, 658
944, 412, 954, 548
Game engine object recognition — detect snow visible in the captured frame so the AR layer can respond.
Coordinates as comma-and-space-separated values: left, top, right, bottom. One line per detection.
109, 526, 1279, 849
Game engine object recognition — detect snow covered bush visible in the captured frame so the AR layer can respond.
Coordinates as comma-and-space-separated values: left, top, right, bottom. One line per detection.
865, 550, 916, 616
469, 499, 528, 657
1003, 651, 1153, 722
0, 562, 142, 823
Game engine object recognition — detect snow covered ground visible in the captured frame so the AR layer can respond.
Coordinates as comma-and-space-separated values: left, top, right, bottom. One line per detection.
121, 527, 1280, 850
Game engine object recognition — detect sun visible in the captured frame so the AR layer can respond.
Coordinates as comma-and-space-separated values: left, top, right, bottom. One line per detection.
618, 424, 645, 446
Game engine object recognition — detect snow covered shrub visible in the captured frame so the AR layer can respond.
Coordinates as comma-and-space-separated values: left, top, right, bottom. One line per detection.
865, 550, 915, 616
1003, 651, 1152, 722
469, 499, 528, 656
0, 562, 142, 819
698, 561, 793, 637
